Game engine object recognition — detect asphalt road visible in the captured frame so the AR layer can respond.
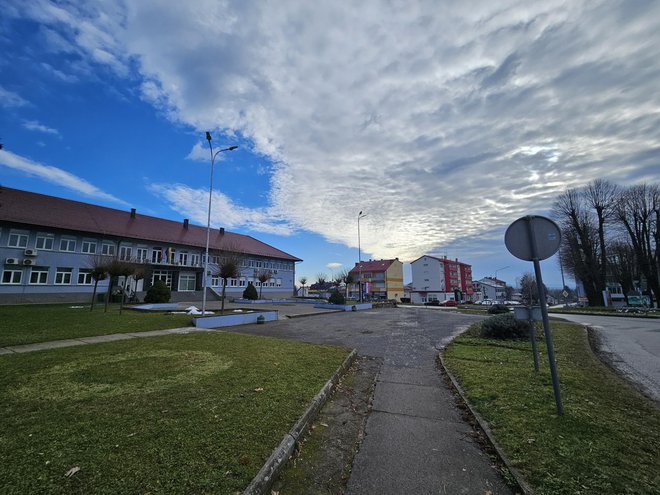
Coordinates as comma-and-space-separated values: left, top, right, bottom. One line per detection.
557, 313, 660, 403
229, 307, 514, 494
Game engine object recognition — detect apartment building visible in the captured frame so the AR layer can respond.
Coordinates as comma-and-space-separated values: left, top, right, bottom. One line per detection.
410, 255, 473, 304
0, 187, 301, 303
348, 258, 404, 301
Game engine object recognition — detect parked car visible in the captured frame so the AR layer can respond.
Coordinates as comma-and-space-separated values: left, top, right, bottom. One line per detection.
439, 300, 458, 307
480, 300, 493, 306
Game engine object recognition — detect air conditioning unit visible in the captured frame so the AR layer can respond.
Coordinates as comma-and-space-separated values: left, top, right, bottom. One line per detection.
5, 258, 18, 265
23, 259, 34, 266
24, 249, 38, 256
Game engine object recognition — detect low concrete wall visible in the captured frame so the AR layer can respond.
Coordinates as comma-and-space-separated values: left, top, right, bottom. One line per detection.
313, 303, 372, 311
193, 310, 278, 328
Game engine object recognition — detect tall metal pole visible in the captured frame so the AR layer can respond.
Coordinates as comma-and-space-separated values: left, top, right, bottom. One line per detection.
202, 132, 237, 316
526, 216, 563, 415
357, 211, 366, 303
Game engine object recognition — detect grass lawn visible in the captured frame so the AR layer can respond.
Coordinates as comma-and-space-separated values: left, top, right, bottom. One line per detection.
0, 304, 194, 347
444, 321, 660, 495
0, 331, 350, 494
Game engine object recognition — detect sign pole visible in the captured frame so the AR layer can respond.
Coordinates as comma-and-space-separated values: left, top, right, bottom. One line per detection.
528, 313, 539, 372
526, 216, 563, 416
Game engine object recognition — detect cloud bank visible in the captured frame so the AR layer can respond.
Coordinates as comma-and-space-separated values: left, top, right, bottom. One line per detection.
10, 0, 660, 261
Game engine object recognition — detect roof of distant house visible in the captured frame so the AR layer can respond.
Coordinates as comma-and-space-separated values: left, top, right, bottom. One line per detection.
349, 258, 399, 274
0, 187, 301, 261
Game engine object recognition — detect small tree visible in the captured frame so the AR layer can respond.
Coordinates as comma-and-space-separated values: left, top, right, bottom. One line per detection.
88, 255, 110, 311
298, 276, 307, 297
328, 290, 346, 305
340, 270, 354, 299
216, 249, 244, 313
104, 259, 135, 314
243, 282, 258, 300
145, 280, 171, 303
256, 269, 273, 299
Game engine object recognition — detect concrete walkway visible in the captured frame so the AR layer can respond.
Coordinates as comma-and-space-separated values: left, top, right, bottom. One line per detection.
0, 326, 201, 355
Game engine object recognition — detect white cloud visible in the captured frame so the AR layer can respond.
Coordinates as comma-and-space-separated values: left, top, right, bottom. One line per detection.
148, 182, 295, 236
0, 149, 127, 206
22, 120, 61, 137
326, 262, 343, 270
0, 85, 28, 108
10, 1, 660, 261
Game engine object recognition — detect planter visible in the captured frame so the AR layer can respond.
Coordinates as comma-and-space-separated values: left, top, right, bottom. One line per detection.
193, 310, 278, 328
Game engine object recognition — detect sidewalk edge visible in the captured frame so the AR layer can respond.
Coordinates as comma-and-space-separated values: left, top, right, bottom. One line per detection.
438, 352, 535, 495
243, 348, 358, 495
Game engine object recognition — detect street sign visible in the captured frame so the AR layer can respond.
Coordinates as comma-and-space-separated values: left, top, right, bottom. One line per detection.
562, 290, 569, 298
505, 215, 561, 261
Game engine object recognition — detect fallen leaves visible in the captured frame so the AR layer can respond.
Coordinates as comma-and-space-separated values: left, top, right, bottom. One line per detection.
254, 387, 264, 392
64, 466, 80, 478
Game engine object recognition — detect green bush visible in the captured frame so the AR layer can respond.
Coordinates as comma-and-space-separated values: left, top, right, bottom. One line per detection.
242, 282, 258, 300
144, 280, 171, 303
328, 290, 346, 305
480, 313, 529, 339
488, 304, 511, 314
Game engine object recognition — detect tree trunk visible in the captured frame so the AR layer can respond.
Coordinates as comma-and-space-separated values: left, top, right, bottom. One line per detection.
104, 277, 113, 313
91, 279, 99, 311
221, 279, 227, 314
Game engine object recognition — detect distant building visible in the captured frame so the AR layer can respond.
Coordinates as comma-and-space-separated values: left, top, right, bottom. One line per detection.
410, 255, 473, 304
473, 277, 507, 302
0, 187, 301, 303
349, 258, 404, 301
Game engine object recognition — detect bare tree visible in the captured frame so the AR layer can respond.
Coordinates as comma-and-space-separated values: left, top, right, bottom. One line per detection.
614, 184, 660, 305
339, 269, 354, 299
215, 248, 245, 313
88, 255, 110, 311
518, 272, 547, 306
608, 240, 638, 303
104, 259, 135, 314
256, 269, 273, 299
552, 188, 604, 305
585, 179, 619, 289
316, 273, 327, 286
298, 276, 307, 297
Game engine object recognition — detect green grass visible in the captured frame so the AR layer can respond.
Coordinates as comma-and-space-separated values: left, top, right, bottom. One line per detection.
0, 304, 194, 347
0, 331, 350, 494
549, 306, 659, 318
444, 322, 660, 494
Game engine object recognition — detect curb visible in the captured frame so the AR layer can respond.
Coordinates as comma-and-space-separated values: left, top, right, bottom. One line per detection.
285, 310, 344, 319
243, 348, 358, 495
437, 352, 535, 495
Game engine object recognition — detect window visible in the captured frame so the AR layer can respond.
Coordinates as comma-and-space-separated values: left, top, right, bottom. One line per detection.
82, 240, 97, 254
152, 248, 163, 263
256, 260, 262, 268
60, 239, 76, 252
249, 260, 255, 268
101, 243, 115, 256
119, 246, 132, 261
211, 276, 220, 287
276, 278, 282, 287
230, 278, 238, 287
178, 252, 189, 266
36, 235, 54, 250
78, 269, 93, 285
2, 270, 23, 284
178, 274, 196, 291
30, 267, 49, 285
55, 268, 72, 285
8, 233, 29, 248
152, 270, 172, 288
190, 254, 200, 266
136, 248, 148, 262
239, 277, 246, 287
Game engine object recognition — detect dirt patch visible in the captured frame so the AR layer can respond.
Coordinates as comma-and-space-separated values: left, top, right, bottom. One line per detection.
271, 355, 380, 494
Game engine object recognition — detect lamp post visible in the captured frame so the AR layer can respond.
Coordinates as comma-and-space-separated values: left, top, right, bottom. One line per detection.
202, 132, 237, 315
494, 265, 510, 281
357, 211, 367, 302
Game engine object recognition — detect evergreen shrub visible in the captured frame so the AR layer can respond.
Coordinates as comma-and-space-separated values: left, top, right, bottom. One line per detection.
328, 290, 346, 305
480, 313, 529, 339
144, 281, 171, 303
243, 283, 258, 300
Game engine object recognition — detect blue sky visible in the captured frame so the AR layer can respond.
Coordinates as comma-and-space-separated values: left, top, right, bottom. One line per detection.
2, 1, 660, 289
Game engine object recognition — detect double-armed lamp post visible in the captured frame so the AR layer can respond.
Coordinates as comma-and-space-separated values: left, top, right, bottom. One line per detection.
202, 132, 237, 315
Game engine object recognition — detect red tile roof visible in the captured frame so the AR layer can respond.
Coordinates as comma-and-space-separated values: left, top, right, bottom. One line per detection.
0, 187, 301, 261
349, 259, 397, 274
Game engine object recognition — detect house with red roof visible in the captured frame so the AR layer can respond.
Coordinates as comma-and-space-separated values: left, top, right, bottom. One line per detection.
0, 187, 301, 303
348, 258, 404, 301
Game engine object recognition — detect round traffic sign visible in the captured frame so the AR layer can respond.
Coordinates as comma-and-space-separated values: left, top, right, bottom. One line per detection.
505, 215, 561, 261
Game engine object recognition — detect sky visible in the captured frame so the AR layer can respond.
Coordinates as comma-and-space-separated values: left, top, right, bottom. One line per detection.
2, 0, 660, 289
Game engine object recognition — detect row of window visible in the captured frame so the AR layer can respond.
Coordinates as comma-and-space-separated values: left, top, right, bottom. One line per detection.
2, 267, 95, 286
210, 276, 283, 288
5, 231, 294, 270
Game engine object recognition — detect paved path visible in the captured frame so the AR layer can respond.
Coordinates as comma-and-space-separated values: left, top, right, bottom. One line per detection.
556, 313, 660, 403
229, 307, 513, 494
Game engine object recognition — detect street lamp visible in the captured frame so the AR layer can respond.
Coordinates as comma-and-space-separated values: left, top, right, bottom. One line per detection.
357, 211, 367, 303
202, 132, 238, 315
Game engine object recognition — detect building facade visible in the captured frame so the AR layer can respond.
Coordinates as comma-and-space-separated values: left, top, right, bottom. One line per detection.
472, 277, 507, 302
410, 255, 473, 304
0, 187, 301, 304
348, 258, 404, 301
